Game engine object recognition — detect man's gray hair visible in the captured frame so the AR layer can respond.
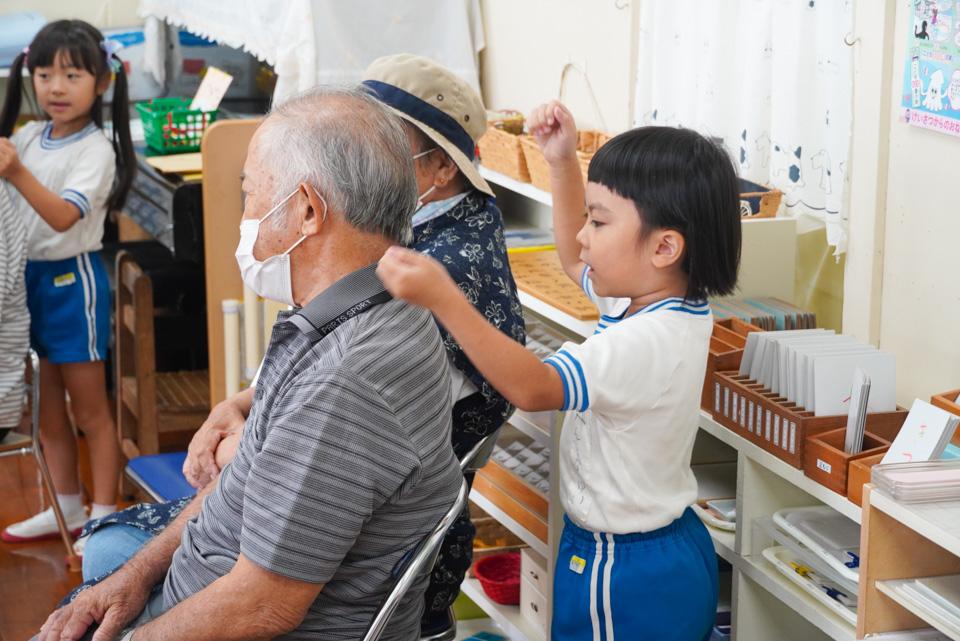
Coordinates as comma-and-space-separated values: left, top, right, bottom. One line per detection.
257, 84, 416, 245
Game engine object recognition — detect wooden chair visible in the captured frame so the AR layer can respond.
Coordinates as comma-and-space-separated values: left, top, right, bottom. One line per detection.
115, 250, 210, 469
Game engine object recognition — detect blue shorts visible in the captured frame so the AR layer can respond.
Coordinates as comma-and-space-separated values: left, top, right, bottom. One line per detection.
26, 253, 110, 364
552, 509, 719, 641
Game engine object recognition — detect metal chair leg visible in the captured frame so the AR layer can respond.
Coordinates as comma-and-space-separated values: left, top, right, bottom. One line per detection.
27, 350, 81, 572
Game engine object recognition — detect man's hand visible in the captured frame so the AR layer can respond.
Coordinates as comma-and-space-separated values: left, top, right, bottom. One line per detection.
39, 568, 151, 641
183, 393, 248, 489
377, 246, 460, 313
527, 101, 578, 166
0, 138, 23, 180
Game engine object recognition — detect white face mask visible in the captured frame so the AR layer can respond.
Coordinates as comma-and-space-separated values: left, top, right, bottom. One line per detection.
234, 187, 326, 307
415, 185, 437, 211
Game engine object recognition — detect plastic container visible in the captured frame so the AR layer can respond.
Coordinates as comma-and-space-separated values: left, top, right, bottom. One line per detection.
474, 553, 521, 605
136, 98, 218, 155
872, 460, 960, 503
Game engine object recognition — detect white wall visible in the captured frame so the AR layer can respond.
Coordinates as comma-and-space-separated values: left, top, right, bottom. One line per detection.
875, 2, 960, 404
3, 0, 141, 28
479, 0, 638, 135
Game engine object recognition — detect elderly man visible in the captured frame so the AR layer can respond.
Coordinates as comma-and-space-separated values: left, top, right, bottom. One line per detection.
38, 85, 461, 641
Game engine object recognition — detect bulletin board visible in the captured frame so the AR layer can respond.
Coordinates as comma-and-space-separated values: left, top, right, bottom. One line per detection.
900, 0, 960, 137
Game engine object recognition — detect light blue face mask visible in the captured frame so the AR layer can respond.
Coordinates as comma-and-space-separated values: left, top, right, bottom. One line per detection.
412, 192, 469, 227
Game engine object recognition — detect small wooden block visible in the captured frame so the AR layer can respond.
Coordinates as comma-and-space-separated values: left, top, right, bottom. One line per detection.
508, 251, 599, 321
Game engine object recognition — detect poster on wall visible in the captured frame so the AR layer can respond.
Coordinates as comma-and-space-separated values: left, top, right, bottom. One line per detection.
901, 0, 960, 137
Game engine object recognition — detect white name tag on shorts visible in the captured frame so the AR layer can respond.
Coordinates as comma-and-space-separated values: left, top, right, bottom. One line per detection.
54, 272, 76, 287
569, 555, 586, 574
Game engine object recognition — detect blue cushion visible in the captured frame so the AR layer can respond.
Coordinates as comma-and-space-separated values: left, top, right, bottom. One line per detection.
126, 452, 196, 502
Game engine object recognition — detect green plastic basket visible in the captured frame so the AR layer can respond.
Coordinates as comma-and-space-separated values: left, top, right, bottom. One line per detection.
136, 98, 218, 155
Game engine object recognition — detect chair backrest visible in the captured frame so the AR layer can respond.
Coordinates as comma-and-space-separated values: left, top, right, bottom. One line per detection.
116, 250, 159, 458
361, 430, 500, 641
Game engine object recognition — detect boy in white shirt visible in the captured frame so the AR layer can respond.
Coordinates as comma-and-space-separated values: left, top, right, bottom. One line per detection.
378, 100, 742, 641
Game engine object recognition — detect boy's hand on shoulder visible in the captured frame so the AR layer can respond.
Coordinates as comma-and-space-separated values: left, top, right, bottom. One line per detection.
528, 101, 578, 166
377, 246, 459, 313
0, 138, 23, 179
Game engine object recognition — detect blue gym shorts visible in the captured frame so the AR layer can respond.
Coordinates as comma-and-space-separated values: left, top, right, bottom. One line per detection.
552, 508, 719, 641
26, 253, 110, 364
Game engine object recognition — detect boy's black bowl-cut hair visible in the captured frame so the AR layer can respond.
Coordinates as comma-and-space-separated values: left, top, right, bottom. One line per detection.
588, 126, 742, 301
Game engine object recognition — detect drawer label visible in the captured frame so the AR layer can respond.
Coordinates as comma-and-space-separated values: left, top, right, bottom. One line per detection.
740, 397, 746, 428
724, 387, 730, 417
790, 423, 797, 454
765, 410, 772, 441
715, 383, 720, 413
774, 415, 780, 446
817, 459, 832, 474
748, 402, 755, 433
732, 393, 739, 423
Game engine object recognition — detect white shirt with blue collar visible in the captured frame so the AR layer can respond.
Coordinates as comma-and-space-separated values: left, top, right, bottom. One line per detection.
10, 120, 116, 261
544, 266, 713, 534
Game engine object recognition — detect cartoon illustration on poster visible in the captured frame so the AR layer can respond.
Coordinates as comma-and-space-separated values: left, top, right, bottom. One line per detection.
901, 0, 960, 136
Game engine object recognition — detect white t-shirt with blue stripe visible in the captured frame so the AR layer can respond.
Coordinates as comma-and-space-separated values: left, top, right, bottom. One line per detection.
544, 266, 713, 534
11, 121, 115, 261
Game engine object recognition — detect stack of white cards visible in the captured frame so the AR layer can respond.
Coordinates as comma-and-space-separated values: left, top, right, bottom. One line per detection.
739, 330, 896, 417
880, 400, 960, 465
844, 368, 871, 454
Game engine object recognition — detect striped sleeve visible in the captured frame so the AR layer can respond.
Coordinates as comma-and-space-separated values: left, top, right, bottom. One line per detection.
545, 347, 590, 412
60, 189, 91, 218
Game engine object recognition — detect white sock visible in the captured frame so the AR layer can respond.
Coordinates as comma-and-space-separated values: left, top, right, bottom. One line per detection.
90, 503, 117, 520
56, 494, 83, 515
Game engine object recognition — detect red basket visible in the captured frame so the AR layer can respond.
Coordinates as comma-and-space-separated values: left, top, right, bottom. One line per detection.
473, 552, 521, 605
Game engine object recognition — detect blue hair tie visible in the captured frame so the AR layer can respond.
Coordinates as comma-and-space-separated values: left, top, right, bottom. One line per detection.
100, 39, 124, 72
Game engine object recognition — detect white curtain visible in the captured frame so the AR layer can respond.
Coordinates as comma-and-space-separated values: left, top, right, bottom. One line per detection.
633, 0, 854, 254
137, 0, 485, 105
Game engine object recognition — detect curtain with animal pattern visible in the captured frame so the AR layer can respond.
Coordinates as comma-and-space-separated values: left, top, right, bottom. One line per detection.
633, 0, 853, 254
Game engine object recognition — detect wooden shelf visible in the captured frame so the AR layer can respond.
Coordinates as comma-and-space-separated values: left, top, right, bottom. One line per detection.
699, 411, 862, 523
707, 523, 737, 564
518, 291, 595, 339
480, 166, 553, 207
739, 554, 856, 641
875, 581, 960, 641
870, 490, 960, 558
470, 487, 550, 558
461, 578, 545, 641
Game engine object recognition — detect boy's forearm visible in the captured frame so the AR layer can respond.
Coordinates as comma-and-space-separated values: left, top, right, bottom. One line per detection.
7, 166, 81, 232
548, 156, 587, 282
432, 292, 564, 411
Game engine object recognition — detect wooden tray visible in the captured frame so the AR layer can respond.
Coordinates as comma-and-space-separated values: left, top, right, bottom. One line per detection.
701, 318, 765, 411
847, 452, 887, 507
712, 371, 908, 468
803, 428, 890, 495
508, 250, 599, 320
930, 388, 960, 447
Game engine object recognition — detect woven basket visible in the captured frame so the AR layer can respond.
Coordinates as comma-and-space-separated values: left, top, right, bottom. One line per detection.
477, 126, 531, 182
474, 553, 522, 605
521, 129, 610, 192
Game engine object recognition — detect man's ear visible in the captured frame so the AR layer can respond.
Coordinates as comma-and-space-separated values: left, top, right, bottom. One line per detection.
651, 229, 685, 268
299, 183, 328, 237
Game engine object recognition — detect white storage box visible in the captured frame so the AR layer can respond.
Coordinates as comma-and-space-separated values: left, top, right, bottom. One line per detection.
520, 574, 548, 638
520, 547, 550, 596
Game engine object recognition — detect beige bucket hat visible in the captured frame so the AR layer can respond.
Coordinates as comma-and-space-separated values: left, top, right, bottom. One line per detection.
362, 54, 493, 197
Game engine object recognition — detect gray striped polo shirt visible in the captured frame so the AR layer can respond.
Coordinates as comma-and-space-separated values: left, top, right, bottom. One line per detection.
0, 183, 29, 429
164, 264, 461, 641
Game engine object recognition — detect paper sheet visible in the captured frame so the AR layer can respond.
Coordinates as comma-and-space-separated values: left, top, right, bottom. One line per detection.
145, 153, 203, 174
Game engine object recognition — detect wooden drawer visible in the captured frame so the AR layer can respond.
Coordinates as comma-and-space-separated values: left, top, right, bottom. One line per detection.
521, 547, 551, 596
520, 574, 548, 639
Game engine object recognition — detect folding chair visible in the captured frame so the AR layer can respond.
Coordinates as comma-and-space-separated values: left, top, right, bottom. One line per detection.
0, 350, 81, 571
362, 430, 501, 641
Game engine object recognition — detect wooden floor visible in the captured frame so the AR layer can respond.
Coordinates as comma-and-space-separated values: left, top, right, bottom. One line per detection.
0, 435, 132, 641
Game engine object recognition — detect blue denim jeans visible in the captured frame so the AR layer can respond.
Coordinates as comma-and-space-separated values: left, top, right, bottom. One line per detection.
82, 524, 156, 581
